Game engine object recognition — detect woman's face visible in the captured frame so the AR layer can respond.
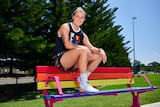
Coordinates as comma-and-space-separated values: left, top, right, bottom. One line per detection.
72, 11, 85, 27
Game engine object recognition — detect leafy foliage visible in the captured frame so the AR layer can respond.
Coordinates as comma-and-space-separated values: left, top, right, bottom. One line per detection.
81, 0, 131, 67
0, 0, 132, 74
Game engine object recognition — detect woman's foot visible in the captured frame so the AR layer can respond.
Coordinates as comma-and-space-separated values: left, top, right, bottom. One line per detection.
80, 84, 99, 93
77, 76, 99, 93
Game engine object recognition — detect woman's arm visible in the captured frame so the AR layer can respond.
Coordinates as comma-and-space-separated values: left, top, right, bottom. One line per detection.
82, 33, 100, 53
58, 23, 78, 50
83, 33, 107, 63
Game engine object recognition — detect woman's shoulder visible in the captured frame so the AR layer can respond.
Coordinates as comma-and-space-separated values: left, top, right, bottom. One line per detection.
58, 23, 70, 34
60, 23, 70, 29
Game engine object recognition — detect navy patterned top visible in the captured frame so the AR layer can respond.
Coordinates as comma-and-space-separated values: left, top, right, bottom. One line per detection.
54, 22, 84, 55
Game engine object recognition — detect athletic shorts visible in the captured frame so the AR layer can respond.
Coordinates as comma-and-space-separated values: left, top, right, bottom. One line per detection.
52, 51, 66, 71
52, 51, 77, 71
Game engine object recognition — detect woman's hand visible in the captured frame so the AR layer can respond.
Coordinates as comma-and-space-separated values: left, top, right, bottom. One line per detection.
99, 48, 107, 64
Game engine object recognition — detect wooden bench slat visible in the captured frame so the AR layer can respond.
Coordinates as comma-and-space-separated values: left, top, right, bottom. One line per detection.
36, 66, 132, 73
37, 73, 78, 81
37, 73, 133, 81
36, 66, 65, 73
89, 73, 132, 79
94, 67, 132, 73
37, 79, 134, 90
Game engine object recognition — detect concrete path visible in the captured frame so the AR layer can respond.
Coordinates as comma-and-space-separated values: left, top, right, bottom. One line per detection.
0, 76, 35, 85
142, 102, 160, 107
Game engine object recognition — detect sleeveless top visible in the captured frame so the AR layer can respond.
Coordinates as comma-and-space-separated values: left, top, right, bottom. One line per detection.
54, 22, 84, 55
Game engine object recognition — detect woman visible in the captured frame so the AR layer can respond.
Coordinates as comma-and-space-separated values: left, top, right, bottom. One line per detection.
52, 7, 107, 93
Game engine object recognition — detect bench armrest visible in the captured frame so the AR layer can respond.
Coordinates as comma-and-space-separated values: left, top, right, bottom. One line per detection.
131, 74, 153, 88
45, 76, 64, 95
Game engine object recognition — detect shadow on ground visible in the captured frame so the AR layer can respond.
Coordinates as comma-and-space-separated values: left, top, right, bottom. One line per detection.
0, 83, 41, 102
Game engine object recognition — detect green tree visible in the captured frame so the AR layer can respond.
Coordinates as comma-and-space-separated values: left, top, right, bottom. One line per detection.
4, 28, 49, 74
148, 61, 160, 73
155, 66, 160, 73
1, 0, 54, 73
1, 0, 131, 75
0, 0, 11, 57
139, 63, 146, 71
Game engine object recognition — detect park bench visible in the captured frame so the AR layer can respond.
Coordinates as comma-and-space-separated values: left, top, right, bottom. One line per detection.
36, 66, 158, 107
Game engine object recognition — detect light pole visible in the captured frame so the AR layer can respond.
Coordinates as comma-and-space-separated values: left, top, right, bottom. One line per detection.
132, 17, 137, 74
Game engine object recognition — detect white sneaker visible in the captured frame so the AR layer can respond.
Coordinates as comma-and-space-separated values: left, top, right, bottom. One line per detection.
81, 84, 99, 93
77, 76, 99, 93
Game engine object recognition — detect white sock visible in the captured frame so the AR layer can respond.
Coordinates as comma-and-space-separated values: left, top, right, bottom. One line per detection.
80, 73, 88, 89
86, 71, 91, 77
78, 71, 91, 82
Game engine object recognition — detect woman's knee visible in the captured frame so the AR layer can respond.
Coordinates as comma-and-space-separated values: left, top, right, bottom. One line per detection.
77, 46, 90, 54
92, 54, 102, 62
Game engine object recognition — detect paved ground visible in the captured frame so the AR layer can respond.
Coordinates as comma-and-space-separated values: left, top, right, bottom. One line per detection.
0, 76, 35, 85
141, 102, 160, 107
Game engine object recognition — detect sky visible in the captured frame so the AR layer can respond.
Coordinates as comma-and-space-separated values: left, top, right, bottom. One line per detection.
107, 0, 160, 65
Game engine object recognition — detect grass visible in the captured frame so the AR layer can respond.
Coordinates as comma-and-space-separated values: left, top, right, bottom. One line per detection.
0, 74, 159, 107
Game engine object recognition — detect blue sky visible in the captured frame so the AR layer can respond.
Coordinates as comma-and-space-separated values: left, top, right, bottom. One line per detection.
107, 0, 160, 65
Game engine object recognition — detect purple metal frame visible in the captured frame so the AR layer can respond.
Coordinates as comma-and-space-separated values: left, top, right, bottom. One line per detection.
128, 74, 157, 107
42, 76, 63, 107
42, 75, 158, 107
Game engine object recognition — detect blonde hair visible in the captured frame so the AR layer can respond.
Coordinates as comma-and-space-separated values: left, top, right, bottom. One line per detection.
72, 7, 86, 16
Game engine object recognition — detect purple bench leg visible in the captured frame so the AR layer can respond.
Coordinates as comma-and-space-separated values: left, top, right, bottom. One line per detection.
44, 98, 63, 107
130, 92, 141, 107
42, 90, 63, 107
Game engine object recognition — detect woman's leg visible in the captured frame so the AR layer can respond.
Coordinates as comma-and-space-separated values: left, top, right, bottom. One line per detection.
87, 53, 102, 73
60, 47, 88, 73
60, 47, 99, 92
